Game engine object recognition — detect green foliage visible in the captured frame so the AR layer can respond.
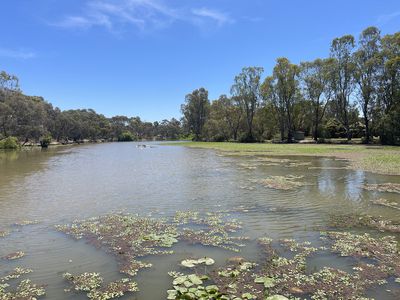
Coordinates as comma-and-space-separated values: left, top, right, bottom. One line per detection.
0, 136, 20, 149
181, 88, 210, 141
378, 107, 400, 145
118, 131, 135, 142
40, 135, 52, 148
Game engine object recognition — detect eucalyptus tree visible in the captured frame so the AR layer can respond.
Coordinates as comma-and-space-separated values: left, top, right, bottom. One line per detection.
215, 94, 243, 141
181, 88, 210, 141
329, 35, 356, 140
299, 58, 334, 141
231, 67, 264, 142
262, 58, 299, 142
353, 27, 381, 143
378, 31, 400, 144
379, 32, 400, 113
0, 71, 20, 137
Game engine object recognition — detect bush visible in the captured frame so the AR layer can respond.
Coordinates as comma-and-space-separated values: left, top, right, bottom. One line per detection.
378, 108, 400, 145
118, 131, 135, 142
40, 135, 52, 148
0, 136, 20, 150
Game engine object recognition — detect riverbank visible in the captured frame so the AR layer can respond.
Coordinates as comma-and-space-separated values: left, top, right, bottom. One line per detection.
169, 142, 400, 176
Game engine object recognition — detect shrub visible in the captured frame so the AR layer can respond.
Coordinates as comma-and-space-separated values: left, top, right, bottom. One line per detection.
40, 135, 52, 148
0, 136, 20, 150
118, 131, 135, 142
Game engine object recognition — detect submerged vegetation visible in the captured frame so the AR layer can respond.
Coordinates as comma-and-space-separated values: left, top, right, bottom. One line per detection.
362, 183, 400, 194
254, 175, 309, 190
52, 210, 400, 299
0, 267, 46, 299
370, 198, 400, 210
2, 251, 25, 260
55, 211, 246, 299
63, 272, 138, 299
166, 228, 400, 299
329, 213, 400, 233
172, 142, 400, 175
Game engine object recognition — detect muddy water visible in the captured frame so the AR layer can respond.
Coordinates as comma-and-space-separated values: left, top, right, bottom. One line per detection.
0, 142, 399, 299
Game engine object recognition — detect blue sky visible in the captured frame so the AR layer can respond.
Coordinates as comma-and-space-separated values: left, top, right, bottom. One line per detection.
1, 0, 399, 121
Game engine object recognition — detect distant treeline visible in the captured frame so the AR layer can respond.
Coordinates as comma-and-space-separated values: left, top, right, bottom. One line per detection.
181, 26, 400, 145
0, 73, 182, 144
1, 26, 399, 147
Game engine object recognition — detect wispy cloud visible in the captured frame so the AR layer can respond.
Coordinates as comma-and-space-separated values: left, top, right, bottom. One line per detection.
192, 8, 233, 26
50, 0, 234, 33
376, 11, 400, 25
0, 47, 36, 59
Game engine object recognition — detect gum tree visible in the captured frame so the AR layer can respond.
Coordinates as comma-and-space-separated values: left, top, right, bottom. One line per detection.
231, 67, 264, 142
299, 58, 334, 141
329, 35, 356, 140
181, 88, 210, 141
353, 27, 381, 143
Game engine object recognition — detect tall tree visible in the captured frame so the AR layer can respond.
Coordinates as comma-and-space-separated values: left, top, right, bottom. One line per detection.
262, 58, 299, 142
299, 58, 334, 141
377, 32, 400, 144
353, 27, 381, 143
330, 35, 356, 140
181, 88, 210, 141
0, 71, 20, 137
231, 67, 264, 142
217, 95, 243, 141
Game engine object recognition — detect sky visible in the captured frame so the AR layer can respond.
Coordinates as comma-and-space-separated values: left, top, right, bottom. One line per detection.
1, 0, 400, 121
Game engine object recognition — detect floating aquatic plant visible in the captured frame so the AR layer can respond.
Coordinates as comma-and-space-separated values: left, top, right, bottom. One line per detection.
370, 198, 400, 210
2, 251, 25, 260
329, 213, 400, 233
13, 220, 40, 226
237, 163, 257, 170
254, 175, 309, 190
56, 214, 179, 277
256, 233, 400, 299
0, 267, 33, 283
63, 272, 138, 299
362, 183, 400, 194
285, 162, 312, 168
0, 267, 45, 299
181, 257, 215, 268
56, 210, 247, 297
167, 272, 223, 299
175, 211, 247, 252
0, 230, 10, 238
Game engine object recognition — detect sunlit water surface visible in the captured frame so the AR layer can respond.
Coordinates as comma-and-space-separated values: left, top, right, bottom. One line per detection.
0, 142, 399, 299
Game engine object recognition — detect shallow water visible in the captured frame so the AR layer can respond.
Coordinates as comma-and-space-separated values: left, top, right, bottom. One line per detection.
0, 142, 399, 299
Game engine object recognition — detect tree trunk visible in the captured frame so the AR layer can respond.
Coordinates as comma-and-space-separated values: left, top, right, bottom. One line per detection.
364, 116, 370, 143
314, 104, 319, 141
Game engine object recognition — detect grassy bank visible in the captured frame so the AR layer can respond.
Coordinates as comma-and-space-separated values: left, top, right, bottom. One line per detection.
168, 142, 400, 176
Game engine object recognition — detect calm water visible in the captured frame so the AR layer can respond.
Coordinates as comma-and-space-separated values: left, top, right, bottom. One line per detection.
0, 142, 399, 299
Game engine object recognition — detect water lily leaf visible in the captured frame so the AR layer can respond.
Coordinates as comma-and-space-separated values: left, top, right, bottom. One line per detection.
254, 276, 275, 288
183, 280, 193, 288
175, 286, 188, 293
205, 285, 219, 293
188, 274, 203, 285
167, 289, 177, 299
195, 289, 207, 297
197, 257, 215, 265
173, 276, 187, 285
181, 259, 197, 268
242, 292, 257, 299
266, 295, 289, 300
